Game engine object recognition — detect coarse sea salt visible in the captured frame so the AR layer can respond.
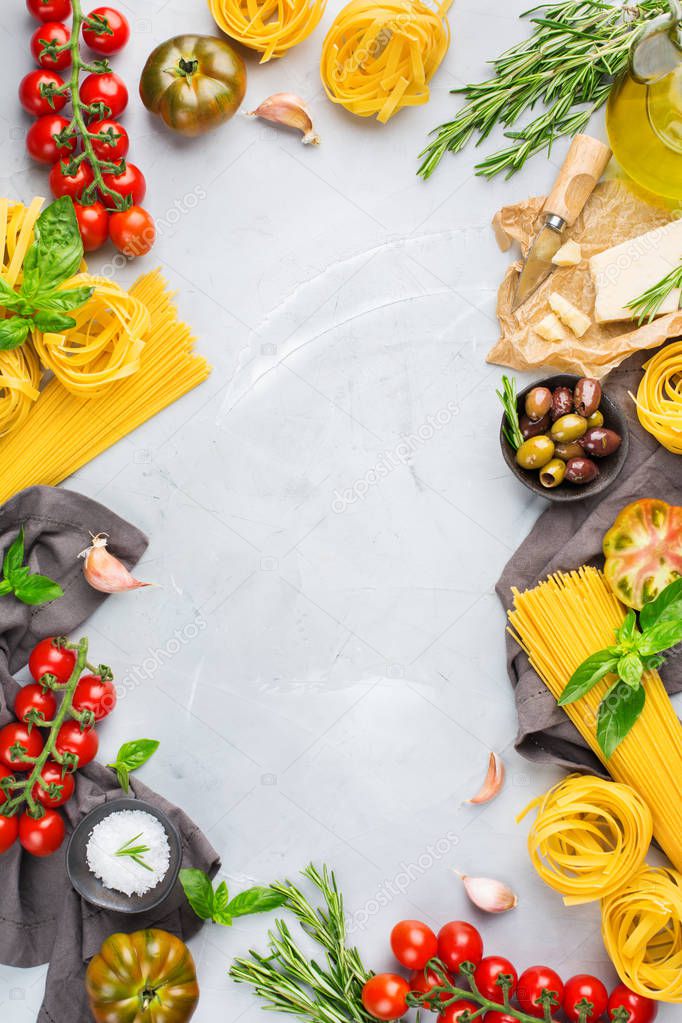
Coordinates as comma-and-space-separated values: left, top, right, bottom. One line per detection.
86, 809, 170, 897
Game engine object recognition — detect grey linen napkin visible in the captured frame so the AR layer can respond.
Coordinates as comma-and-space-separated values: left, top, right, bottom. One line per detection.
0, 486, 219, 1023
496, 349, 682, 777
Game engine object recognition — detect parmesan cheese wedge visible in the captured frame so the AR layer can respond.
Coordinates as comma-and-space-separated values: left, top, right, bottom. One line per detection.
589, 219, 682, 323
549, 292, 591, 338
535, 313, 566, 343
552, 240, 582, 267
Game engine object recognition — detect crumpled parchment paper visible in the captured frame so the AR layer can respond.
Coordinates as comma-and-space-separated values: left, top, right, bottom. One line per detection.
487, 180, 682, 379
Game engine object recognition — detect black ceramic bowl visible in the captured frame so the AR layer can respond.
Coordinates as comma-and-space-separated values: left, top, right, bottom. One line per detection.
500, 374, 629, 503
66, 797, 182, 914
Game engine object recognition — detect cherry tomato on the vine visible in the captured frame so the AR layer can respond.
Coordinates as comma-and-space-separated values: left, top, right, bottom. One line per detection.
0, 723, 44, 772
82, 7, 130, 54
473, 956, 517, 1005
390, 920, 438, 971
19, 69, 67, 116
562, 975, 608, 1023
55, 722, 98, 768
26, 114, 76, 165
19, 809, 65, 856
0, 765, 16, 806
483, 1014, 517, 1023
80, 71, 128, 117
0, 814, 19, 854
109, 206, 155, 257
517, 966, 564, 1020
31, 761, 75, 808
27, 0, 72, 20
14, 683, 57, 726
30, 21, 71, 71
88, 117, 129, 161
101, 162, 146, 206
408, 968, 453, 1009
72, 673, 116, 720
75, 202, 109, 252
362, 975, 410, 1021
608, 984, 658, 1023
439, 999, 479, 1023
49, 159, 94, 200
29, 637, 76, 685
437, 922, 483, 974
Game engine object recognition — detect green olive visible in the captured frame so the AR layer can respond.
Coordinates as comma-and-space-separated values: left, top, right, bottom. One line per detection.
539, 458, 566, 489
554, 440, 584, 461
516, 435, 555, 470
550, 413, 588, 443
586, 409, 604, 429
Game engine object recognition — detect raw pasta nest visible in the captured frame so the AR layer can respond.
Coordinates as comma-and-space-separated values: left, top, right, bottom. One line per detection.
602, 865, 682, 1002
320, 0, 451, 123
519, 774, 652, 905
0, 346, 41, 438
32, 274, 150, 397
631, 340, 682, 454
208, 0, 325, 61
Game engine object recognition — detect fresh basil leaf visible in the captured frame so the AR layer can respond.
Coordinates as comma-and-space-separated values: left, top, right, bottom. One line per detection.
24, 197, 83, 296
213, 881, 231, 924
226, 886, 287, 919
35, 285, 94, 313
597, 680, 646, 759
8, 566, 31, 587
638, 620, 682, 656
558, 648, 620, 705
111, 738, 159, 771
33, 311, 77, 333
642, 653, 666, 672
3, 527, 24, 577
640, 578, 682, 632
115, 763, 129, 794
617, 610, 638, 644
0, 317, 30, 351
0, 580, 13, 596
0, 278, 24, 311
179, 868, 215, 921
12, 574, 64, 606
617, 651, 644, 689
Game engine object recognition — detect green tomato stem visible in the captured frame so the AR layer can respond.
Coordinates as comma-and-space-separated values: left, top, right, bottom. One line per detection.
408, 960, 560, 1023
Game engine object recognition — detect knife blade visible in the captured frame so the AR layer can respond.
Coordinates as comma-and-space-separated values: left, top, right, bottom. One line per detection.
512, 135, 612, 312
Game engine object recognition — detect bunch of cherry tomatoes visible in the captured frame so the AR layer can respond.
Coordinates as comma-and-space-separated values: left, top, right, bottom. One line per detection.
362, 919, 657, 1023
0, 636, 116, 858
20, 0, 154, 256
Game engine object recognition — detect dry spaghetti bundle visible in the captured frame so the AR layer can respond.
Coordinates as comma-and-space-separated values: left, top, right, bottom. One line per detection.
320, 0, 452, 123
519, 774, 652, 905
508, 567, 682, 874
208, 0, 325, 61
32, 274, 149, 397
631, 340, 682, 454
0, 271, 210, 502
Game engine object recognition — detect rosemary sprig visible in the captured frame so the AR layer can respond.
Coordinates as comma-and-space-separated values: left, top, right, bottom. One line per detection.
497, 375, 525, 450
115, 832, 153, 871
627, 261, 682, 324
419, 0, 668, 179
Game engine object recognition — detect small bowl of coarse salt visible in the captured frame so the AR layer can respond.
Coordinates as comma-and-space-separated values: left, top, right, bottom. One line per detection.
66, 798, 182, 914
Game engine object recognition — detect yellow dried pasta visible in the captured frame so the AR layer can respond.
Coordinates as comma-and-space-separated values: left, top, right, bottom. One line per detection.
631, 340, 682, 454
0, 346, 41, 438
208, 0, 325, 61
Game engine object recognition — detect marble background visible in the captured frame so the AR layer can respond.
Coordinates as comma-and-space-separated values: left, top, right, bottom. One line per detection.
0, 0, 673, 1019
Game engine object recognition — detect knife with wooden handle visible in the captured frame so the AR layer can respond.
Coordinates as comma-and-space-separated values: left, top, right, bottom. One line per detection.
512, 134, 612, 311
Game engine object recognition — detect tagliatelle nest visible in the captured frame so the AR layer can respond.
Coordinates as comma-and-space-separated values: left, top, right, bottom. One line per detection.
208, 0, 326, 61
0, 346, 41, 438
320, 0, 452, 123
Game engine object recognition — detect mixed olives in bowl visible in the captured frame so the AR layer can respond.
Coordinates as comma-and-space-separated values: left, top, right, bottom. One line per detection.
499, 374, 629, 502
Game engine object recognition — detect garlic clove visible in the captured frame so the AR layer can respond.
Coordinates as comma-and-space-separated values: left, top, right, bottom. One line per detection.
455, 871, 518, 914
465, 752, 505, 805
79, 533, 151, 593
247, 93, 320, 145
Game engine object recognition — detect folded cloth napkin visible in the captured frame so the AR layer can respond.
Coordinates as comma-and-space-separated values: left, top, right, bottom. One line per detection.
0, 486, 219, 1023
496, 349, 682, 777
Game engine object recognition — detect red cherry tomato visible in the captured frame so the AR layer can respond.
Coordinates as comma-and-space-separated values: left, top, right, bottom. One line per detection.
0, 764, 17, 806
562, 975, 608, 1023
19, 69, 67, 116
437, 922, 483, 974
31, 761, 75, 808
483, 1014, 517, 1023
19, 809, 65, 856
408, 968, 454, 1009
29, 637, 76, 684
0, 723, 45, 772
30, 21, 71, 70
82, 6, 130, 54
14, 683, 57, 725
390, 920, 438, 971
27, 0, 72, 20
80, 71, 128, 117
0, 814, 19, 854
362, 975, 410, 1021
26, 114, 75, 165
517, 966, 564, 1020
608, 984, 658, 1023
54, 721, 98, 768
473, 956, 517, 1005
88, 118, 129, 161
74, 202, 109, 252
49, 159, 94, 200
72, 673, 116, 720
439, 1000, 479, 1023
109, 206, 156, 258
101, 163, 146, 206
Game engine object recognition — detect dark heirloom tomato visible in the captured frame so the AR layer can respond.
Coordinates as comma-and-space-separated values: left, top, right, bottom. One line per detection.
86, 929, 200, 1023
139, 34, 246, 137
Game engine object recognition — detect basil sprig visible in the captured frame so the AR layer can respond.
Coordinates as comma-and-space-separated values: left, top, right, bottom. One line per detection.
559, 579, 682, 758
0, 526, 63, 606
107, 738, 159, 793
179, 868, 286, 926
0, 197, 93, 351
